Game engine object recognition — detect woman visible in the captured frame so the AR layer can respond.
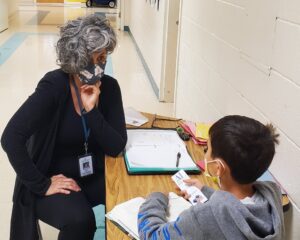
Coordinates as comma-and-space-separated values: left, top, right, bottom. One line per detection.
1, 14, 127, 240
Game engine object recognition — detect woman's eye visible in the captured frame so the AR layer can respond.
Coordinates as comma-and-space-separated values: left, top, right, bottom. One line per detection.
98, 55, 105, 63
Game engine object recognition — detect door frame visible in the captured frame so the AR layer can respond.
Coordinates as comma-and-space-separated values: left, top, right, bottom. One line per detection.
159, 0, 181, 102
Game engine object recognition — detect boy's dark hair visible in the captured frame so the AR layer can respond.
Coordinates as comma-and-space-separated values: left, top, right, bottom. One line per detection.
209, 115, 279, 184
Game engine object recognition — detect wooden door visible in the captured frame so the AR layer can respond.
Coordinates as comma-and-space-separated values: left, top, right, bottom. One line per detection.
0, 0, 8, 32
36, 0, 64, 3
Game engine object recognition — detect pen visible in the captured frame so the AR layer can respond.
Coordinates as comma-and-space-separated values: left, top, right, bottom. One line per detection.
176, 152, 181, 168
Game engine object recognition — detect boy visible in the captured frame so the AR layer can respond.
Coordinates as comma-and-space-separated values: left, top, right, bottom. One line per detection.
138, 115, 284, 240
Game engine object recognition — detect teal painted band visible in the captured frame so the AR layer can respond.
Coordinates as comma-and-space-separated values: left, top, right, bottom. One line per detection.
125, 26, 159, 99
0, 32, 29, 65
105, 55, 113, 77
0, 32, 55, 66
0, 32, 114, 78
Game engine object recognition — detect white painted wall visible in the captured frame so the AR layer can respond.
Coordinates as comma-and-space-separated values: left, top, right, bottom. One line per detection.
123, 0, 130, 26
8, 0, 19, 18
126, 0, 165, 94
175, 0, 300, 239
0, 0, 8, 32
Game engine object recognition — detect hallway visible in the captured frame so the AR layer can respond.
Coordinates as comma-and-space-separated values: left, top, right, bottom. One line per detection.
0, 5, 174, 239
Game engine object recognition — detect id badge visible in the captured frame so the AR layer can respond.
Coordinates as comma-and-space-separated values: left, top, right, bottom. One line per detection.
78, 154, 94, 177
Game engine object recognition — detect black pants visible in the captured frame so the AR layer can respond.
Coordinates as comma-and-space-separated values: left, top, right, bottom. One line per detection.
36, 173, 105, 240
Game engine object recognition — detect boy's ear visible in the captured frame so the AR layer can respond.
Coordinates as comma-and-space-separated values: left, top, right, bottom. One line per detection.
216, 159, 226, 177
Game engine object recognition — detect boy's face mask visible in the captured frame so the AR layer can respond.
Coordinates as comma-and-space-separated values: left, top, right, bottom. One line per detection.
78, 61, 106, 85
204, 158, 224, 188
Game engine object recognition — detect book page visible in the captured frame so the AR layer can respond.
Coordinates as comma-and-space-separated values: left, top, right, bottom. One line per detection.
106, 192, 192, 239
106, 197, 145, 239
126, 145, 195, 168
126, 130, 196, 169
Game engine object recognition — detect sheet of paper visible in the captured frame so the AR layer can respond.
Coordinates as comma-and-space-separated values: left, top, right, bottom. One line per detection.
127, 129, 186, 148
180, 122, 208, 145
125, 107, 148, 127
181, 121, 197, 137
195, 123, 210, 140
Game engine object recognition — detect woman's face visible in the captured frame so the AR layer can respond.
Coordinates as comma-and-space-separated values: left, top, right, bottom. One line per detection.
92, 50, 107, 65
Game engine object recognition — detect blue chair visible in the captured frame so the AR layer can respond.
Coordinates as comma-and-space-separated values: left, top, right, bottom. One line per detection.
93, 204, 106, 240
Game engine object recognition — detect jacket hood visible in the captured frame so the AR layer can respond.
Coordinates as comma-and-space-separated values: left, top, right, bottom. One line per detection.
206, 182, 284, 240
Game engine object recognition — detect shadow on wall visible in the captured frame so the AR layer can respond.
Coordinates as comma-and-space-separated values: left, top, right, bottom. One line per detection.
284, 205, 300, 239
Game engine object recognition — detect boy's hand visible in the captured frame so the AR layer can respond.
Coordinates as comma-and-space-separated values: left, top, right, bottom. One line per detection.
183, 179, 204, 189
176, 179, 204, 200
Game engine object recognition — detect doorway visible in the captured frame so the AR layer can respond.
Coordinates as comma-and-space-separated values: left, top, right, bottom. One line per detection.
36, 0, 64, 3
160, 0, 181, 102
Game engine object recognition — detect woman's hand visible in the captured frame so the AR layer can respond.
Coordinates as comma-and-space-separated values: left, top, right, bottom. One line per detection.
80, 82, 101, 112
177, 179, 204, 200
45, 174, 81, 196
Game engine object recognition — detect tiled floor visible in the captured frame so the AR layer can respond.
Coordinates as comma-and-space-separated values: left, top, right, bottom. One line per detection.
0, 4, 174, 240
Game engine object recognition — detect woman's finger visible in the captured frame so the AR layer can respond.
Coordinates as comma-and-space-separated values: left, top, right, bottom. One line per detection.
51, 174, 66, 181
57, 188, 71, 194
81, 85, 97, 91
59, 182, 79, 190
61, 179, 81, 189
59, 180, 81, 191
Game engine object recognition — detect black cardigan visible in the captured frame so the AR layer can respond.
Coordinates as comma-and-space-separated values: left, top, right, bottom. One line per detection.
1, 69, 127, 240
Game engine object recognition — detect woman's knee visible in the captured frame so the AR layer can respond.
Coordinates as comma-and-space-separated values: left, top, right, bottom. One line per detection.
36, 191, 96, 232
59, 207, 96, 240
63, 206, 96, 230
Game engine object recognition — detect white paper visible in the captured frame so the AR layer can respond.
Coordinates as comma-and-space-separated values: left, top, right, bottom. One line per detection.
125, 107, 148, 127
105, 192, 191, 239
125, 129, 197, 169
172, 170, 208, 204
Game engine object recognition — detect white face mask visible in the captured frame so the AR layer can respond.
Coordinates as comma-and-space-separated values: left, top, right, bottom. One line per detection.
204, 158, 225, 188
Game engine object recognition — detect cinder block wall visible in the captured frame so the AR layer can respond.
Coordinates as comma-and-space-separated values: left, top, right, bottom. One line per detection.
175, 1, 300, 239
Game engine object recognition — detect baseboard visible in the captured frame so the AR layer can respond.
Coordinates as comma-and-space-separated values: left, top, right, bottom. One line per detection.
124, 26, 159, 99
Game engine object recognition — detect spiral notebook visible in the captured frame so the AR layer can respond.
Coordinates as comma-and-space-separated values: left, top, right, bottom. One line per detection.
124, 129, 200, 174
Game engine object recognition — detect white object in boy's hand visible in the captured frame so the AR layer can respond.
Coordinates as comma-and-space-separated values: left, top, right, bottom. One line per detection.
172, 170, 208, 205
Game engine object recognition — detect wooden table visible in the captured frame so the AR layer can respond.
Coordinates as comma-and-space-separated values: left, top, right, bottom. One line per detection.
105, 113, 290, 240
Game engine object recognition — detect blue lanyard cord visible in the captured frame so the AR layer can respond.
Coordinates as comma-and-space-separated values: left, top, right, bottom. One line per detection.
71, 79, 90, 150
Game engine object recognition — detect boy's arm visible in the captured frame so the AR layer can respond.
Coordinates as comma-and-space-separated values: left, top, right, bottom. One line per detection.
138, 192, 201, 240
201, 186, 215, 199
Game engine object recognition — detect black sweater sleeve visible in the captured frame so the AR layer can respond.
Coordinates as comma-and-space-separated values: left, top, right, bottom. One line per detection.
1, 73, 63, 196
84, 77, 127, 157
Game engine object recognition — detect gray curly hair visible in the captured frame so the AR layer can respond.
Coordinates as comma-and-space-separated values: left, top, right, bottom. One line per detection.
56, 14, 116, 74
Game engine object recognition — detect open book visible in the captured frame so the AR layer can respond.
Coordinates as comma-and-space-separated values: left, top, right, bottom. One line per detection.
105, 192, 192, 240
124, 129, 200, 174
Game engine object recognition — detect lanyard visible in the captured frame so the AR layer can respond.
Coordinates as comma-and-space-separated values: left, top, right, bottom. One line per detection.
71, 79, 90, 154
